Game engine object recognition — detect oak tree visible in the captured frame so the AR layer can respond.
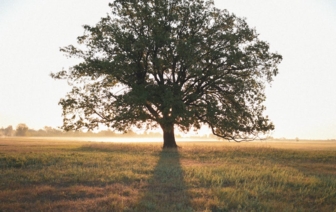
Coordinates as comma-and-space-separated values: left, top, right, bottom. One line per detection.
52, 0, 282, 148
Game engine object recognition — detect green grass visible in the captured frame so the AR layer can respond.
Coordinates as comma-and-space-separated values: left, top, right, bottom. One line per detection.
0, 138, 336, 211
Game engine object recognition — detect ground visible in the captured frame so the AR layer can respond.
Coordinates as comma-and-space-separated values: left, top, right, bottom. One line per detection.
0, 137, 335, 211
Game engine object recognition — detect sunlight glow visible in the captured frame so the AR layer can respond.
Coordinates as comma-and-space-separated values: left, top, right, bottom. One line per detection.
0, 0, 335, 139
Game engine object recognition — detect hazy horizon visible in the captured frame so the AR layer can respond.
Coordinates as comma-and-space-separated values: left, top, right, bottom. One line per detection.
1, 0, 336, 140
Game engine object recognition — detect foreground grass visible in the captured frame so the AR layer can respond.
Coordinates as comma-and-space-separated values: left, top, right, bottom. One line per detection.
0, 138, 336, 211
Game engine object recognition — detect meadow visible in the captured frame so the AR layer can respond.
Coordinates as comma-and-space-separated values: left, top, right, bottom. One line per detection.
0, 137, 335, 211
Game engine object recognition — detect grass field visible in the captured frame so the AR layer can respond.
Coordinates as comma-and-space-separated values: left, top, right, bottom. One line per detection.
0, 137, 336, 211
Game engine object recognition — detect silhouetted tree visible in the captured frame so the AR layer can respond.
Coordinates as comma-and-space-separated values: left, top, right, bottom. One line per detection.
15, 123, 28, 136
3, 125, 14, 136
52, 0, 282, 148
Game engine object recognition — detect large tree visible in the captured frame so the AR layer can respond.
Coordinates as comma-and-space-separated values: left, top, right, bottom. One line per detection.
52, 0, 282, 148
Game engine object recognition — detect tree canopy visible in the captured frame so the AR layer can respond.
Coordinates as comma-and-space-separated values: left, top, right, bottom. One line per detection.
52, 0, 282, 148
15, 123, 28, 136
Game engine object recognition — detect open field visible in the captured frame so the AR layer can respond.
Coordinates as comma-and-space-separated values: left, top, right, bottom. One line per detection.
0, 138, 336, 211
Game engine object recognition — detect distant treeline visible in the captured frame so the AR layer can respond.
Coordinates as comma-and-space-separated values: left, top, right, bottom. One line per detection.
0, 124, 166, 137
0, 123, 213, 138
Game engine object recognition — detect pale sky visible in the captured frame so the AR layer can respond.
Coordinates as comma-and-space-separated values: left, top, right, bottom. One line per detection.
1, 0, 336, 139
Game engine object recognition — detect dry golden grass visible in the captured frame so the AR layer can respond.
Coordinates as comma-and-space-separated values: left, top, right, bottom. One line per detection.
0, 137, 335, 211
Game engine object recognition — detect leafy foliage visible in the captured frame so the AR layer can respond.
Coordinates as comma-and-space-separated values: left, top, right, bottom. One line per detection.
1, 126, 13, 136
52, 0, 282, 141
15, 123, 28, 136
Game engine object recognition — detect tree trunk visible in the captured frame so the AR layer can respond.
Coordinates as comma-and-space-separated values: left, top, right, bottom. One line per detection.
162, 124, 178, 148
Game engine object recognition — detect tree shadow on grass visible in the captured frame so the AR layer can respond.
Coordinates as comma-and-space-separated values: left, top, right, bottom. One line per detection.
135, 149, 192, 212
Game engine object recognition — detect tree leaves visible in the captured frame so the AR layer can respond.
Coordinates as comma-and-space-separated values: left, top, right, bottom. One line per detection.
52, 0, 282, 141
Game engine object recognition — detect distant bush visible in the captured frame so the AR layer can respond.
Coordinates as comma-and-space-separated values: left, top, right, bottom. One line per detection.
15, 124, 28, 136
0, 126, 14, 136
